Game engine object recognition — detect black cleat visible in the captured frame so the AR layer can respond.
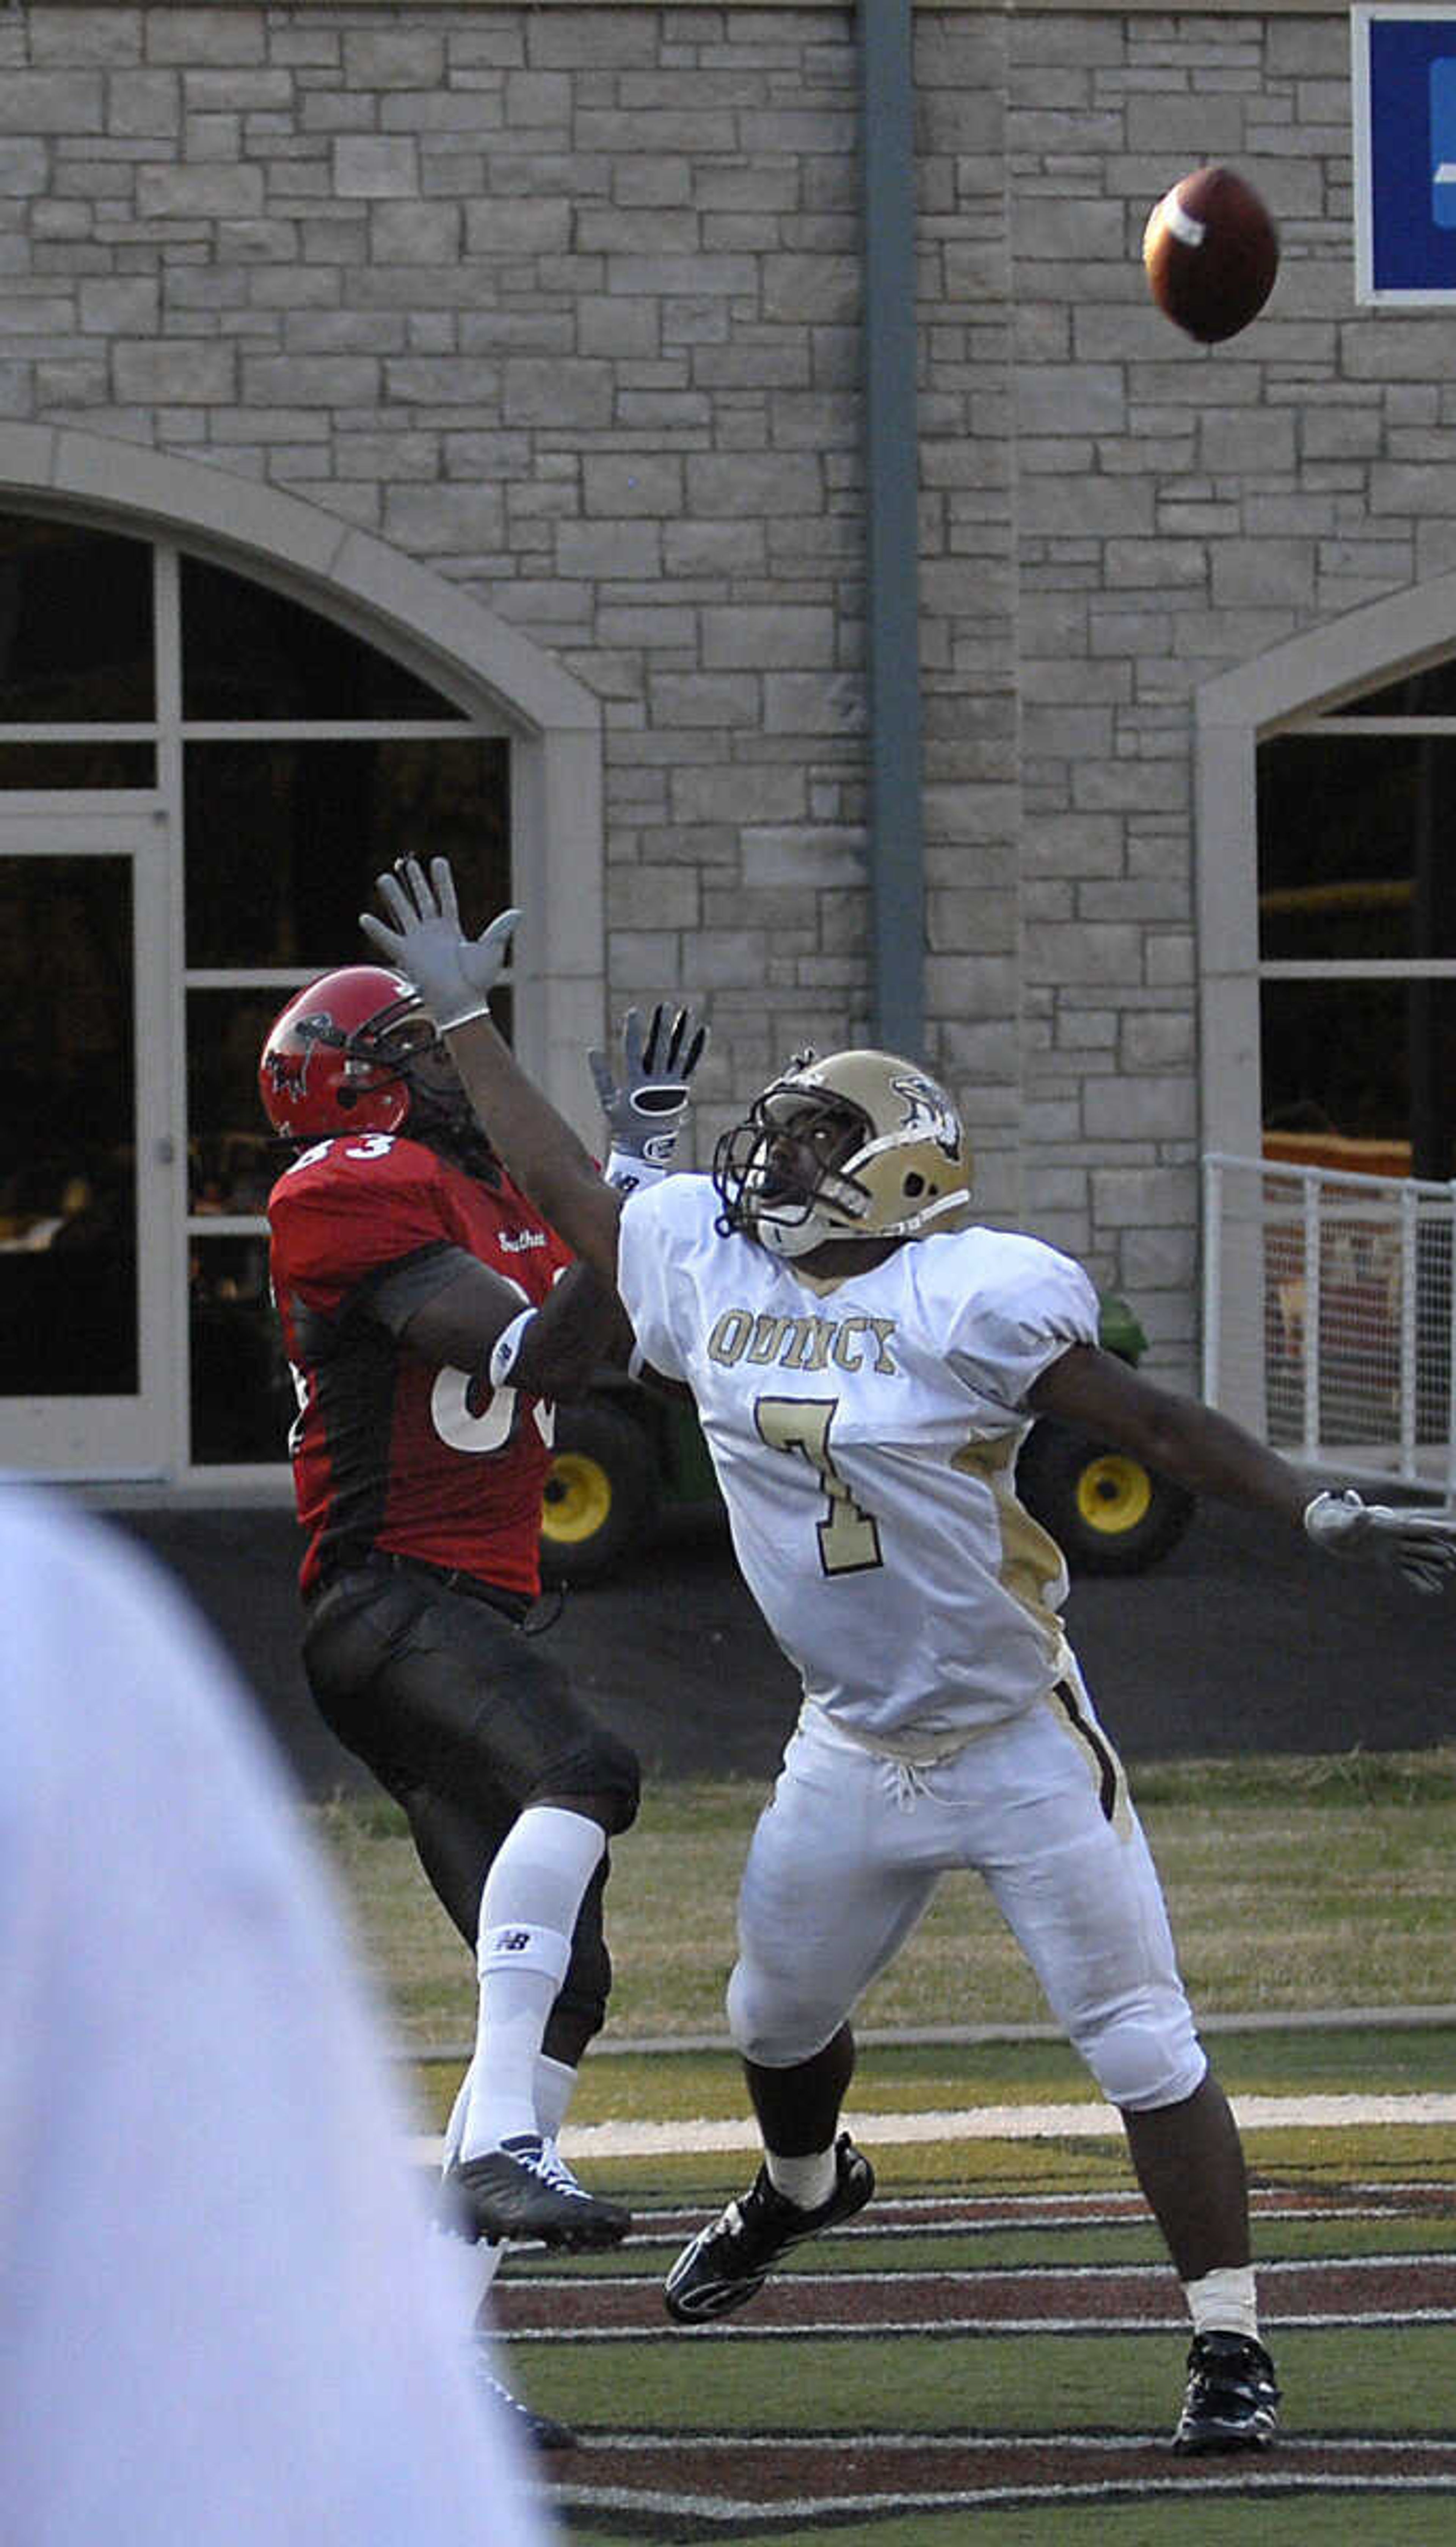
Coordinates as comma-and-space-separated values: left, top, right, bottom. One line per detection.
664, 2133, 874, 2324
1173, 2331, 1280, 2453
477, 2355, 576, 2453
447, 2134, 631, 2251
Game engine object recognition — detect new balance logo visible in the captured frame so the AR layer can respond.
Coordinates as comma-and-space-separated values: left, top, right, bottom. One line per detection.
499, 1930, 532, 1952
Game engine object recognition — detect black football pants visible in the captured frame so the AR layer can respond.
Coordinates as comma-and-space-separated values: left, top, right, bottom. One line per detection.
301, 1563, 639, 2055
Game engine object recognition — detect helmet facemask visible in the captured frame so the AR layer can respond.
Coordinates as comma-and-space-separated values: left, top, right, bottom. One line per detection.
363, 1006, 475, 1141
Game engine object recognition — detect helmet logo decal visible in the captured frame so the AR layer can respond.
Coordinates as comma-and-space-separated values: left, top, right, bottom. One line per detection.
890, 1072, 961, 1160
262, 1044, 312, 1101
296, 1007, 347, 1047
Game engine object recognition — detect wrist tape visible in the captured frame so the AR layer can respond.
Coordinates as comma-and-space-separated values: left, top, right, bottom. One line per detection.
605, 1147, 669, 1197
488, 1307, 537, 1390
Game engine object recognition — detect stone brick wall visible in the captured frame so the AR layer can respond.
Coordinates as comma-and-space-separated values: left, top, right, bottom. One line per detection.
0, 5, 1402, 1374
1004, 7, 1360, 1362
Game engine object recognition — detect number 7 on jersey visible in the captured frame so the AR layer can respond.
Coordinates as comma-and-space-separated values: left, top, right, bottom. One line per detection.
754, 1396, 883, 1577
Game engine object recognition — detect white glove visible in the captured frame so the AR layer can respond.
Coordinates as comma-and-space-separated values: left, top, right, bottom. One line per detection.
360, 855, 519, 1031
1303, 1487, 1456, 1597
589, 1003, 708, 1194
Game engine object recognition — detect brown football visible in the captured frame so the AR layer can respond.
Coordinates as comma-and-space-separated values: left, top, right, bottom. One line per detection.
1142, 165, 1279, 345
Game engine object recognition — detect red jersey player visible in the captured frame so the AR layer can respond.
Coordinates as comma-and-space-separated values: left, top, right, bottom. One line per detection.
260, 961, 703, 2447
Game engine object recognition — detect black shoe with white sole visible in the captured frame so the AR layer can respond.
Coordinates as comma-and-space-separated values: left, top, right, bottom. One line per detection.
1172, 2331, 1280, 2453
664, 2133, 874, 2324
447, 2134, 631, 2250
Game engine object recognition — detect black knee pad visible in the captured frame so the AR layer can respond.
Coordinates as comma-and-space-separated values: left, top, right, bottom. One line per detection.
553, 1930, 614, 2049
542, 1858, 615, 2062
527, 1728, 640, 1835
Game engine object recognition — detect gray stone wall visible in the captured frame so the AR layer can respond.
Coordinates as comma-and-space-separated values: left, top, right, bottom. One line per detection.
1005, 8, 1362, 1362
0, 5, 1403, 1372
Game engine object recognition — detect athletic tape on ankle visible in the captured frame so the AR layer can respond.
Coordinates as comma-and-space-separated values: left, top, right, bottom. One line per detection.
477, 1920, 573, 1985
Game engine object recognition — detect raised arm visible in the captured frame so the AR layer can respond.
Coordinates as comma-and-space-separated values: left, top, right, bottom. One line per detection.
361, 857, 706, 1297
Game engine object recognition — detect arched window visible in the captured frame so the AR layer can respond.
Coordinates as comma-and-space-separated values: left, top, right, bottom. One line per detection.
0, 515, 514, 1478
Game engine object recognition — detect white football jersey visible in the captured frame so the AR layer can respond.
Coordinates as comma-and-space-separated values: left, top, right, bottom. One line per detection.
617, 1176, 1100, 1750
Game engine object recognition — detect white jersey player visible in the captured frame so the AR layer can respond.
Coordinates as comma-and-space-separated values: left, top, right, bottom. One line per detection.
620, 1167, 1100, 1749
364, 854, 1456, 2461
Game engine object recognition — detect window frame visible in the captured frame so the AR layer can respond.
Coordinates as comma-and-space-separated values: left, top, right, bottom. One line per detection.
0, 484, 604, 1496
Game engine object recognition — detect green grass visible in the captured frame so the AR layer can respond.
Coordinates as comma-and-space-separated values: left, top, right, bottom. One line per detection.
556, 2510, 1456, 2547
311, 1748, 1456, 2054
515, 2324, 1456, 2440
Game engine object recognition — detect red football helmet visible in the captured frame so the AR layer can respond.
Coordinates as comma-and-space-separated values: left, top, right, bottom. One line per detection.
258, 964, 435, 1141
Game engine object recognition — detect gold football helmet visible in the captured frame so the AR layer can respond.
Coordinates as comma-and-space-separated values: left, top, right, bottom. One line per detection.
712, 1048, 974, 1260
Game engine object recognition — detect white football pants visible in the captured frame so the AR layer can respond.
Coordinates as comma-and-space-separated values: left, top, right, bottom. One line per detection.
727, 1667, 1206, 2114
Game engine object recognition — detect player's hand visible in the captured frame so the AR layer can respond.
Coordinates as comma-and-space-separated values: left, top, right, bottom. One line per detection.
1303, 1487, 1456, 1596
590, 1004, 708, 1193
361, 856, 519, 1030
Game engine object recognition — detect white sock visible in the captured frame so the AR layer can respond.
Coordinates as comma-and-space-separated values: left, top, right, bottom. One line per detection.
765, 2144, 838, 2210
443, 2064, 472, 2172
460, 1808, 605, 2159
466, 2232, 507, 2327
1183, 2263, 1260, 2342
535, 2053, 577, 2144
437, 2061, 508, 2321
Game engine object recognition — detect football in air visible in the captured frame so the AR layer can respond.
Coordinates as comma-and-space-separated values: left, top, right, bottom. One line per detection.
1142, 165, 1279, 345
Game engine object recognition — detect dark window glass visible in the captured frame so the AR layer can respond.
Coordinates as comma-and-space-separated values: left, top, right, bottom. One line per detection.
0, 855, 137, 1394
181, 555, 468, 722
184, 737, 510, 969
1330, 657, 1456, 717
1257, 735, 1456, 961
187, 988, 288, 1211
0, 515, 152, 720
1262, 977, 1456, 1179
0, 742, 155, 788
190, 1232, 292, 1464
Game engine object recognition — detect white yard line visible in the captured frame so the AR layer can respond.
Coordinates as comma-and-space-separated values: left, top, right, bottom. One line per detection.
409, 2090, 1456, 2167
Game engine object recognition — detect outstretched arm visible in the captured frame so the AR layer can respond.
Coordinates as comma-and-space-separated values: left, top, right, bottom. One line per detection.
1029, 1345, 1307, 1520
1030, 1343, 1456, 1595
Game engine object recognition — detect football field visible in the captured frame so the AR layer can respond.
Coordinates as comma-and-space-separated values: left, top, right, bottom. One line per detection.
476, 2035, 1456, 2541
330, 1769, 1456, 2534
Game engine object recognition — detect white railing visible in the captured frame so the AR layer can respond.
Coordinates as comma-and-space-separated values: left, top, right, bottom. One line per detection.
1202, 1153, 1456, 1505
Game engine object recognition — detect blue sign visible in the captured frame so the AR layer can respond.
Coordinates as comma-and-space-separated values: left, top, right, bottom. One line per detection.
1354, 6, 1456, 298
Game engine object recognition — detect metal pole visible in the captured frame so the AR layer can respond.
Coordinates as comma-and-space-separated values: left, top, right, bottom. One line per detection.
1399, 1181, 1418, 1485
857, 0, 925, 1059
1202, 1152, 1223, 1405
1447, 1183, 1456, 1509
1302, 1176, 1321, 1463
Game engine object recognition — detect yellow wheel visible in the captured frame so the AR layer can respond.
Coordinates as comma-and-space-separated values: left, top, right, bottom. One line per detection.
1075, 1452, 1153, 1536
1015, 1420, 1195, 1576
538, 1402, 658, 1582
542, 1450, 615, 1548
